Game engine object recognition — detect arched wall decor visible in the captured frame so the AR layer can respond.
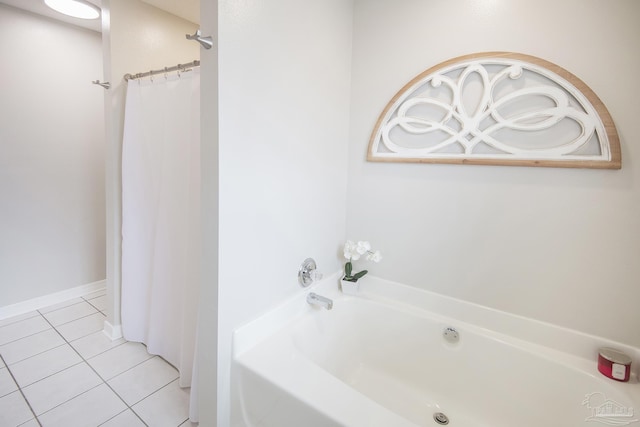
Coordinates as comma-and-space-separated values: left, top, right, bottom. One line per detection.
367, 52, 621, 169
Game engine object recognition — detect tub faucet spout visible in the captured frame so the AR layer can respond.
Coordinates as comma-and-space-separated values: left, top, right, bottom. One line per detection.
307, 292, 333, 310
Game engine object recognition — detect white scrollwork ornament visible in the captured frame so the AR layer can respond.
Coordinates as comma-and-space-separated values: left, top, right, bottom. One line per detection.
368, 52, 621, 169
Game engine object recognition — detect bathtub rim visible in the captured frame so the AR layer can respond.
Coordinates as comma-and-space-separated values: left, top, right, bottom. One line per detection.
360, 275, 640, 380
233, 272, 639, 381
232, 272, 640, 427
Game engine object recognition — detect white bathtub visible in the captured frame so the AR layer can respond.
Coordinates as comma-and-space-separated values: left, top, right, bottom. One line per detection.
232, 275, 640, 427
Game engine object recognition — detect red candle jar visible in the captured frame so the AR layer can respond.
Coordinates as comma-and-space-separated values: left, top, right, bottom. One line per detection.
598, 347, 632, 382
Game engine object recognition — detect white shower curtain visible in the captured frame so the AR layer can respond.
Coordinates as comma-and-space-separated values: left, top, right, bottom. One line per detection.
121, 68, 200, 420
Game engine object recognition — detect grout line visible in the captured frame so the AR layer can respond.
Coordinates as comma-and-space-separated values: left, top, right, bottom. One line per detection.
39, 309, 104, 329
0, 366, 13, 399
0, 326, 54, 349
82, 298, 106, 315
97, 408, 133, 426
0, 353, 42, 427
35, 381, 103, 418
0, 367, 14, 400
19, 360, 85, 389
0, 313, 52, 348
40, 310, 108, 344
1, 338, 66, 367
41, 311, 149, 426
69, 335, 127, 360
134, 377, 178, 402
104, 353, 156, 383
0, 312, 41, 329
129, 372, 179, 407
82, 293, 106, 301
59, 323, 108, 344
38, 298, 85, 315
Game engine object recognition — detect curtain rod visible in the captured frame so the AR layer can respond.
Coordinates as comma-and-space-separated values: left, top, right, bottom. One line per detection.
124, 60, 200, 81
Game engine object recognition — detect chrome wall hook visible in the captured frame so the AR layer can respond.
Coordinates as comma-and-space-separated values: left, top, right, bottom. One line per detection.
92, 80, 110, 89
185, 29, 213, 50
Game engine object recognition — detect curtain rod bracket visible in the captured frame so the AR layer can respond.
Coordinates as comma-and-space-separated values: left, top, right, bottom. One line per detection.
186, 29, 213, 50
92, 80, 110, 89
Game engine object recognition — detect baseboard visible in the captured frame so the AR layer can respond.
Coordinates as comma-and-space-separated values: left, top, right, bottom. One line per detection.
0, 279, 106, 321
103, 320, 123, 341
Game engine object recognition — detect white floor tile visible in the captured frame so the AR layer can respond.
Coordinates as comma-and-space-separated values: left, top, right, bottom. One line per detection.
2, 292, 193, 426
86, 295, 107, 311
22, 362, 103, 415
55, 312, 105, 342
108, 356, 179, 405
0, 390, 34, 426
70, 331, 125, 360
0, 366, 17, 397
88, 341, 153, 380
0, 311, 39, 328
41, 301, 99, 327
9, 344, 82, 388
39, 297, 84, 314
0, 329, 65, 365
38, 383, 126, 427
133, 379, 191, 427
0, 316, 51, 346
100, 409, 146, 427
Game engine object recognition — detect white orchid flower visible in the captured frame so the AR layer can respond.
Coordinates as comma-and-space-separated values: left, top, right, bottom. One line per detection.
343, 240, 357, 260
356, 241, 371, 255
367, 250, 382, 263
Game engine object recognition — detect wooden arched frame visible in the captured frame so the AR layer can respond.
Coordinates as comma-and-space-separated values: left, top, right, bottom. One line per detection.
367, 52, 621, 169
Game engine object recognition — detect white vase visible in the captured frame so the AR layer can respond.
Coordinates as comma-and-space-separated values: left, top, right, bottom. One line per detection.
340, 278, 359, 295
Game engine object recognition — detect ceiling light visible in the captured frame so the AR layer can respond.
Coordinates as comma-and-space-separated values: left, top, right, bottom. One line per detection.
44, 0, 101, 20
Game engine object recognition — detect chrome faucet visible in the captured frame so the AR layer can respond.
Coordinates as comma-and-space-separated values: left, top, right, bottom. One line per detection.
307, 292, 333, 310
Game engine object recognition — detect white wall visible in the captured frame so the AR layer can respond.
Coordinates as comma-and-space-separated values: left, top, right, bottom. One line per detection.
348, 0, 640, 347
102, 0, 199, 332
217, 0, 353, 425
197, 0, 218, 423
0, 5, 105, 307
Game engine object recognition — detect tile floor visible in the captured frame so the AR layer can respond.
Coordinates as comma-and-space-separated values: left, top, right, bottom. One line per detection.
0, 289, 197, 427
